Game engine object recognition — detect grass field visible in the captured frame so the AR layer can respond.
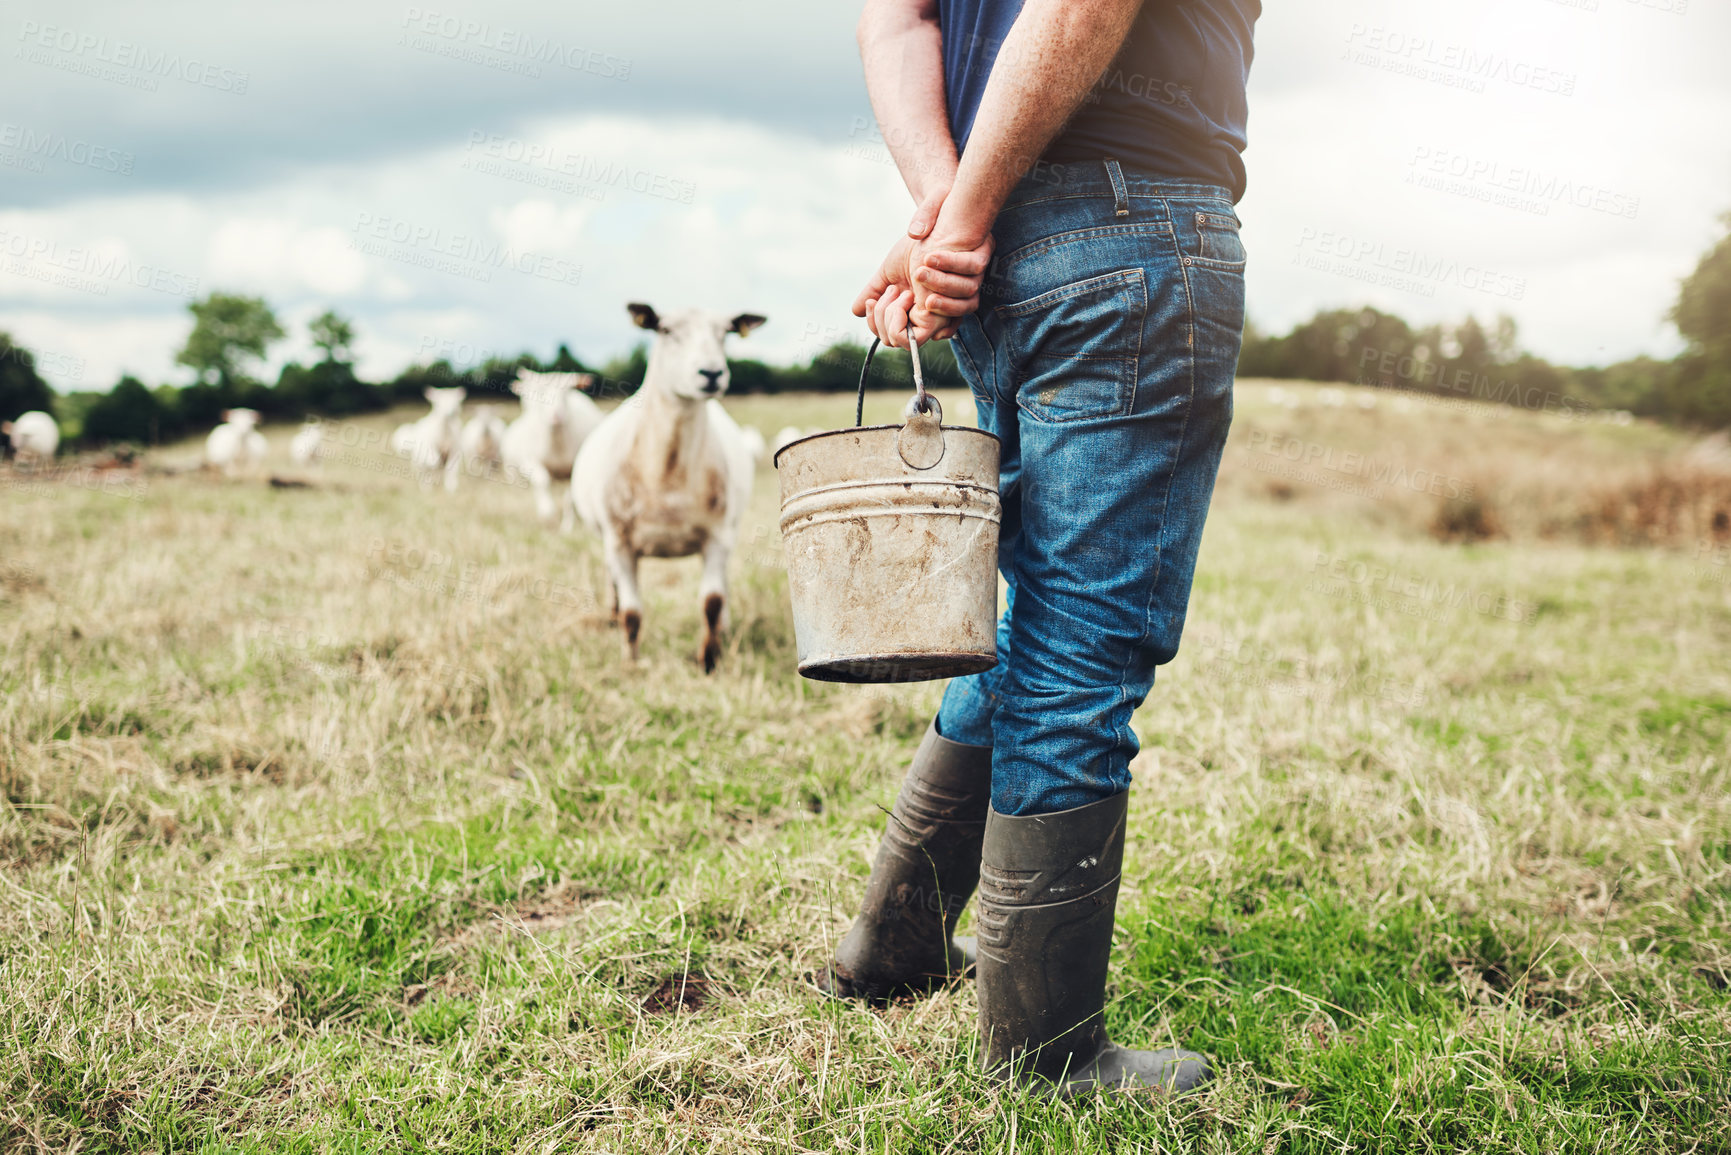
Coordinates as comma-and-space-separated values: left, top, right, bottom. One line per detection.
2, 381, 1729, 1153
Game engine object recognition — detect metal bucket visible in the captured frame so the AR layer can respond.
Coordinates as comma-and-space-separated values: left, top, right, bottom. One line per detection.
775, 353, 1001, 683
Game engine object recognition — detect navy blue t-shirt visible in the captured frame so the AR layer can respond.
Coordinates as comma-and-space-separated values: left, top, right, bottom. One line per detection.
938, 0, 1259, 202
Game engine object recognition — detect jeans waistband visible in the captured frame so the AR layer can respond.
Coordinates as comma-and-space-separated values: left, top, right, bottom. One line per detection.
1005, 159, 1233, 211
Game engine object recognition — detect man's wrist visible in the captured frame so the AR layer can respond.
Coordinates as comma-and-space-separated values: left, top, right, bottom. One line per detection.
927, 196, 997, 251
908, 162, 959, 210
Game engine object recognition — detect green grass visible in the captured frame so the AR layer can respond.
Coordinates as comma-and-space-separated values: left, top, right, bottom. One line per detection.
1, 385, 1728, 1152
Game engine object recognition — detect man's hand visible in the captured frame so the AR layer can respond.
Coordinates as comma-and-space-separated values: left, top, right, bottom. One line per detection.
852, 224, 994, 347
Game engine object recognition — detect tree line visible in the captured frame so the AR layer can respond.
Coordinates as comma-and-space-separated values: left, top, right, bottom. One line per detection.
0, 295, 968, 447
2, 209, 1726, 447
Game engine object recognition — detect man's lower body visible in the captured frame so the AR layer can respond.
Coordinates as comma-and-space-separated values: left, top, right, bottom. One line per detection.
831, 162, 1246, 1094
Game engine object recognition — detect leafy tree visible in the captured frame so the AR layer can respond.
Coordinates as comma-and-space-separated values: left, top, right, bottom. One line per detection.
0, 332, 56, 424
1661, 210, 1731, 428
81, 376, 165, 445
599, 344, 648, 397
176, 293, 285, 389
547, 343, 587, 373
308, 310, 356, 364
1238, 307, 1423, 385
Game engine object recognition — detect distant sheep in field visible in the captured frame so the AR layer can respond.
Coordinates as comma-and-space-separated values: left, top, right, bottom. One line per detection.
409, 387, 467, 491
772, 425, 815, 456
740, 425, 767, 467
206, 409, 268, 476
290, 420, 326, 467
572, 303, 764, 671
458, 403, 507, 479
3, 410, 59, 467
500, 370, 603, 528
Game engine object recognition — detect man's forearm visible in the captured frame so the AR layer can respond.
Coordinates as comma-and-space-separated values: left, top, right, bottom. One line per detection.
857, 0, 958, 204
934, 0, 1141, 247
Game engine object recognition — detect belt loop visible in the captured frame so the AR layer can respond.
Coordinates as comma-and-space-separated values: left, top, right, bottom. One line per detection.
1104, 158, 1130, 217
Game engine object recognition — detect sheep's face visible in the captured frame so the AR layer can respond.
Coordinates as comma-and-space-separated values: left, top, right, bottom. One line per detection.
512, 371, 591, 428
629, 304, 765, 402
423, 387, 467, 418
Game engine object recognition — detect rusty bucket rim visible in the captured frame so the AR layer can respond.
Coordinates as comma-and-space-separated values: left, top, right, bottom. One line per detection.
772, 422, 1002, 470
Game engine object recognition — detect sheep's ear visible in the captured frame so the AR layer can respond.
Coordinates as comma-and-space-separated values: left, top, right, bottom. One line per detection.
510, 380, 526, 397
1, 422, 12, 435
575, 373, 596, 391
220, 409, 232, 422
454, 387, 466, 401
729, 313, 767, 337
627, 303, 661, 331
423, 386, 437, 403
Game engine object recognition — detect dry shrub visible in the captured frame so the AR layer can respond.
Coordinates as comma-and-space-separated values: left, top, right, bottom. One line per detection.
1431, 497, 1505, 544
1574, 467, 1731, 547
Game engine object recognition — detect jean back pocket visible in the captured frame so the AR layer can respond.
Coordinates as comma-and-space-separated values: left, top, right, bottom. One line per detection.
997, 267, 1147, 423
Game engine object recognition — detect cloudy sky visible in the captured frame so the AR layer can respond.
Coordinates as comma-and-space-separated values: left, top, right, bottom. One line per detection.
2, 0, 1727, 391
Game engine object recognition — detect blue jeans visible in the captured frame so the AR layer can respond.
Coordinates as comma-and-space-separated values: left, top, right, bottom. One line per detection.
936, 160, 1245, 817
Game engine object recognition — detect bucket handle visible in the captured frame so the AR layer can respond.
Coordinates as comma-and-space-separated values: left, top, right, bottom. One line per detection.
854, 325, 940, 428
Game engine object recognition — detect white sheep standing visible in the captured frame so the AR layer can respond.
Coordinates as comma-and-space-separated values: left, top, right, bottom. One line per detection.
458, 402, 508, 480
772, 425, 812, 456
739, 425, 767, 467
408, 387, 467, 491
2, 410, 60, 468
289, 420, 326, 467
206, 409, 268, 476
500, 370, 603, 527
571, 304, 764, 672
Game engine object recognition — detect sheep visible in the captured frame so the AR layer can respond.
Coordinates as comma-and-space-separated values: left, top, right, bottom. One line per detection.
772, 425, 813, 455
458, 403, 507, 479
206, 409, 268, 476
739, 425, 767, 467
571, 303, 764, 671
290, 420, 326, 467
408, 386, 467, 491
500, 369, 603, 527
2, 410, 59, 468
390, 423, 417, 458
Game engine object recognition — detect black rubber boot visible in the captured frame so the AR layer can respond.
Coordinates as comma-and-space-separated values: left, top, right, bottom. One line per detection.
828, 720, 991, 1000
976, 792, 1211, 1095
